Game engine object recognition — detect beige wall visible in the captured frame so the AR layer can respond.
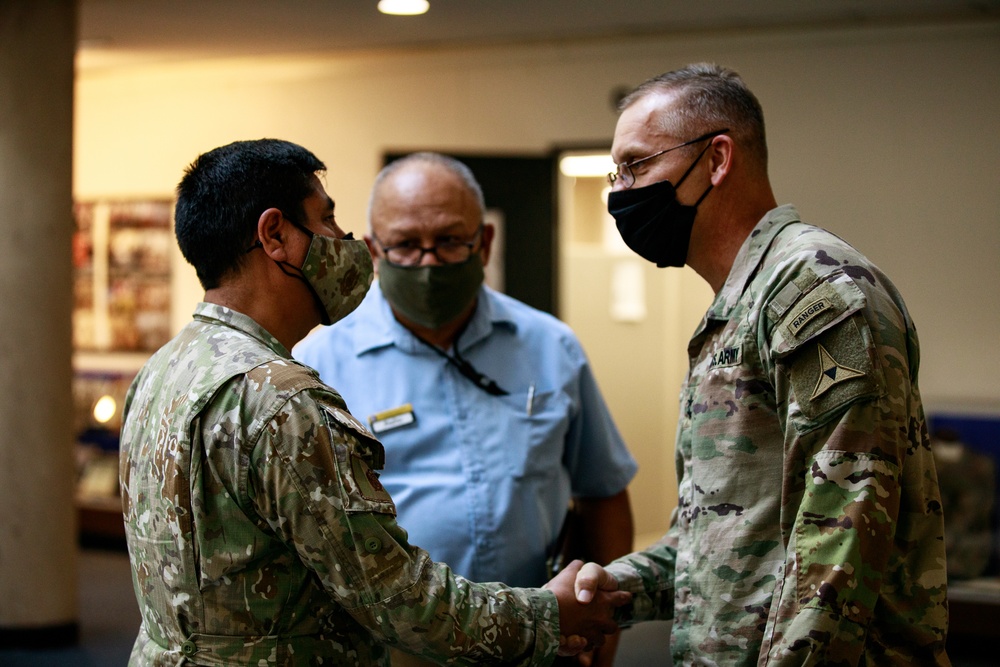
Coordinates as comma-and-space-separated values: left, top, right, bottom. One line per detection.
74, 20, 1000, 543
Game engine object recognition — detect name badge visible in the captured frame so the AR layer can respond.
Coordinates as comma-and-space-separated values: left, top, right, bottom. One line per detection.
710, 345, 742, 369
369, 403, 416, 434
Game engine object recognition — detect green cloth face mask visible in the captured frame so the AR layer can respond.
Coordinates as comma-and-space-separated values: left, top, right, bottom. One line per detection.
378, 254, 484, 329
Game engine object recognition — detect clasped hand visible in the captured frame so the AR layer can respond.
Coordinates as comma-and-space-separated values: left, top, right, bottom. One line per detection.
542, 560, 629, 657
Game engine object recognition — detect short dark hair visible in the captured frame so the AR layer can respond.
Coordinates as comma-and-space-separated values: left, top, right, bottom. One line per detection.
174, 139, 326, 289
619, 63, 768, 172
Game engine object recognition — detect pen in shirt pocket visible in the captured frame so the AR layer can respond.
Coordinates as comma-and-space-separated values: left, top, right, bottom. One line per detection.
526, 383, 535, 416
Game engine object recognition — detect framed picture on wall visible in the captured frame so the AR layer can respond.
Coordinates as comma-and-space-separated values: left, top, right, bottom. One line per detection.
73, 199, 173, 353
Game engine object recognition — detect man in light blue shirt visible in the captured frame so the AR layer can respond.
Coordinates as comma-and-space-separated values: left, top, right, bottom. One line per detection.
295, 153, 637, 665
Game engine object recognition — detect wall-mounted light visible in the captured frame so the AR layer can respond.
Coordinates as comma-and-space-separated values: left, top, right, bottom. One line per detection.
93, 395, 117, 424
378, 0, 429, 16
558, 154, 614, 178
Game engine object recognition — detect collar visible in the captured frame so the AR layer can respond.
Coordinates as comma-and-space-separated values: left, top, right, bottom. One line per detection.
351, 284, 517, 356
705, 204, 802, 320
192, 302, 292, 358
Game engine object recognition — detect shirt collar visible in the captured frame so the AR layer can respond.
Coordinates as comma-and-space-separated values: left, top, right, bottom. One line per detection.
351, 283, 517, 356
193, 301, 292, 358
706, 204, 802, 320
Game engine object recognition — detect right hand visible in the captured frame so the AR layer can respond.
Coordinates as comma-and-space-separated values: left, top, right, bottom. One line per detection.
543, 560, 630, 655
573, 561, 619, 604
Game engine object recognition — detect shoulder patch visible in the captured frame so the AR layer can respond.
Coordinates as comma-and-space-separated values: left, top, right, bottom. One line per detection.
321, 406, 395, 515
321, 405, 386, 470
786, 316, 882, 427
788, 297, 833, 337
326, 405, 377, 440
811, 344, 866, 400
771, 274, 867, 358
350, 455, 394, 505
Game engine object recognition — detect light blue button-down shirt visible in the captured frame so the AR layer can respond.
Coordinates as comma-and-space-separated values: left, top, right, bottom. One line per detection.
294, 285, 637, 587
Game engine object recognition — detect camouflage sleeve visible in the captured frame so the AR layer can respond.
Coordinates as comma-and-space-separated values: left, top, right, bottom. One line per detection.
760, 269, 947, 664
250, 389, 560, 666
603, 513, 678, 626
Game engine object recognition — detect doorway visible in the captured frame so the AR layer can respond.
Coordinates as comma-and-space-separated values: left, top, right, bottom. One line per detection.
383, 152, 558, 315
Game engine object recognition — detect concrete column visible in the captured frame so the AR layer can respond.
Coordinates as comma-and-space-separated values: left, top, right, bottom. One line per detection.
0, 0, 79, 647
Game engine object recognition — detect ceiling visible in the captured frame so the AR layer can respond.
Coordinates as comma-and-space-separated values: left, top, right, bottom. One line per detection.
77, 0, 1000, 70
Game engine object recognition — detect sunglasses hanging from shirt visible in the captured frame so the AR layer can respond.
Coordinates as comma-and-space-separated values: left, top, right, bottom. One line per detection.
412, 327, 509, 397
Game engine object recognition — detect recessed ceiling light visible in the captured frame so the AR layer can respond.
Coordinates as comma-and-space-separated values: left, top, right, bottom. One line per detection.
378, 0, 429, 16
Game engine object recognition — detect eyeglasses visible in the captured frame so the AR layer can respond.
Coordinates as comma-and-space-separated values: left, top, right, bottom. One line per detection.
607, 129, 729, 189
375, 224, 484, 266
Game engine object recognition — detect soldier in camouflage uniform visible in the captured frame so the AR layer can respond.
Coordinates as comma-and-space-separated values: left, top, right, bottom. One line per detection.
573, 64, 950, 665
119, 139, 628, 666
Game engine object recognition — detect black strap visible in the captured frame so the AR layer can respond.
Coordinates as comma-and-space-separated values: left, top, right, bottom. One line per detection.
412, 323, 509, 396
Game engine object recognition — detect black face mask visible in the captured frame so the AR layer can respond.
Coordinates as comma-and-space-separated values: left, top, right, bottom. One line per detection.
607, 142, 714, 268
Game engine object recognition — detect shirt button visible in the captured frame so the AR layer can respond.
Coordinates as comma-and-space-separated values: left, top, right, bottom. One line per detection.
181, 640, 197, 656
364, 537, 382, 553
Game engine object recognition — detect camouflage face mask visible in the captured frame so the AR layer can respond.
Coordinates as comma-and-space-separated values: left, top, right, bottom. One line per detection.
292, 229, 374, 326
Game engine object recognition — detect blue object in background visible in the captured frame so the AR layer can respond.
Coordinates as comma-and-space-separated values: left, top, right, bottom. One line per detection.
928, 413, 1000, 575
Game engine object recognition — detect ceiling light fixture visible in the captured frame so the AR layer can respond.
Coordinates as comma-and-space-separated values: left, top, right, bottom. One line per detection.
559, 154, 615, 178
93, 395, 117, 424
378, 0, 429, 16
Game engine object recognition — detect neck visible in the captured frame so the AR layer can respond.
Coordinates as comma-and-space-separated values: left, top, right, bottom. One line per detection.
205, 281, 319, 353
689, 181, 777, 293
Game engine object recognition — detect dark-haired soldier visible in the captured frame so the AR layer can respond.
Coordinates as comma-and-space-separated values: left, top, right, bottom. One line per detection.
119, 138, 628, 666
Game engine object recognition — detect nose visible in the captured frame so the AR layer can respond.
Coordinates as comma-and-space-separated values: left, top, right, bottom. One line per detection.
417, 247, 443, 266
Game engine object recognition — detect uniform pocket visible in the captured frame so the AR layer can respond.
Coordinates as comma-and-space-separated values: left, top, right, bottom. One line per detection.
498, 387, 571, 479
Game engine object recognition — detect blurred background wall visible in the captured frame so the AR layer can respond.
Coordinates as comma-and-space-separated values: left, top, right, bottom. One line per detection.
73, 19, 1000, 543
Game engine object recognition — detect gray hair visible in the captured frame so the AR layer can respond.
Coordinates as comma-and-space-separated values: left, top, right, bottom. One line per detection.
619, 63, 768, 171
368, 152, 485, 230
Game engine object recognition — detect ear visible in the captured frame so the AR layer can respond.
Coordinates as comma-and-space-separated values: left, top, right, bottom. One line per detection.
479, 223, 496, 267
363, 234, 381, 274
708, 134, 734, 186
257, 208, 293, 262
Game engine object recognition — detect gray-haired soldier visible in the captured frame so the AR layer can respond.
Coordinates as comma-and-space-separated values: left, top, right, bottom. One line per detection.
118, 139, 628, 666
573, 64, 950, 665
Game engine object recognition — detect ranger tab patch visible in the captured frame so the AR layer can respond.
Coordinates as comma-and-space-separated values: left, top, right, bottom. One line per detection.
788, 297, 831, 336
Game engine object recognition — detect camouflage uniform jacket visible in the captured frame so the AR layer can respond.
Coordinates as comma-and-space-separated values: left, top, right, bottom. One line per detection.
605, 205, 949, 666
119, 302, 560, 666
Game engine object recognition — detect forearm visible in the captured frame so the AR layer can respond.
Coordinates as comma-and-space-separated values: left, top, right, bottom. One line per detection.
573, 489, 634, 565
571, 491, 633, 666
603, 531, 677, 625
363, 549, 561, 667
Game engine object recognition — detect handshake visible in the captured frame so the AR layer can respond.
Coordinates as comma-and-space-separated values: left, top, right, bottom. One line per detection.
542, 560, 629, 657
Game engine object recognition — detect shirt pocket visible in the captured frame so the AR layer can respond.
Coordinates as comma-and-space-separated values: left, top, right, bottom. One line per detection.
498, 387, 571, 479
